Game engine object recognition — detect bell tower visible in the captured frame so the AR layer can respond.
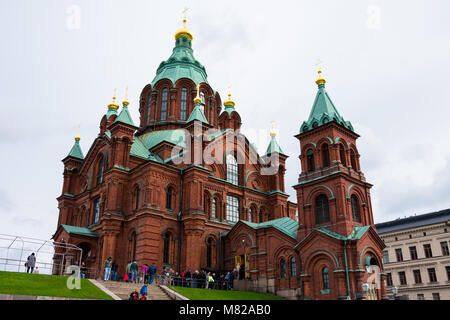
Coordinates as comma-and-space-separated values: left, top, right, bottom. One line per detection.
294, 68, 375, 240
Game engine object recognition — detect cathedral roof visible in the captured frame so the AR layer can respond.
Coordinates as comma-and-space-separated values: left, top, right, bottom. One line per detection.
61, 224, 99, 237
240, 217, 298, 240
67, 138, 84, 160
187, 104, 209, 124
265, 136, 285, 156
114, 104, 135, 126
151, 31, 208, 87
300, 72, 354, 134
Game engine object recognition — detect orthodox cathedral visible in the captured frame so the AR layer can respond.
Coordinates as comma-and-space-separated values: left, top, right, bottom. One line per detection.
52, 15, 387, 300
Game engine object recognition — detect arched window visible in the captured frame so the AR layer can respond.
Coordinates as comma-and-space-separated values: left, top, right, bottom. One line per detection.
315, 194, 330, 224
259, 211, 263, 223
92, 197, 100, 224
351, 195, 361, 222
350, 149, 357, 171
163, 232, 170, 264
212, 198, 217, 218
249, 207, 256, 222
290, 257, 297, 277
146, 93, 152, 124
226, 196, 240, 223
322, 144, 330, 167
322, 267, 330, 290
129, 232, 137, 262
133, 185, 140, 211
160, 88, 168, 121
180, 88, 188, 121
339, 144, 347, 167
227, 154, 239, 185
307, 149, 315, 172
96, 156, 105, 185
204, 193, 210, 217
200, 92, 206, 114
206, 238, 212, 268
280, 259, 287, 279
166, 187, 173, 210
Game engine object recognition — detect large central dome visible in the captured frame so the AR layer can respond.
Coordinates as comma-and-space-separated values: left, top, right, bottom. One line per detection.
151, 22, 208, 86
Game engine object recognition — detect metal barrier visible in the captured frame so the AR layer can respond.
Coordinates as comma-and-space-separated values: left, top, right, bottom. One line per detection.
0, 233, 82, 276
153, 274, 233, 290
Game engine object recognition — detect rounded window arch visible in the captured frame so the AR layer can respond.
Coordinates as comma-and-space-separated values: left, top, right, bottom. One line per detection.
133, 184, 140, 211
350, 149, 357, 171
339, 144, 347, 167
315, 194, 330, 224
163, 232, 171, 264
146, 92, 152, 124
211, 197, 217, 218
226, 154, 239, 185
166, 186, 174, 210
290, 257, 297, 277
322, 267, 330, 290
96, 155, 105, 186
351, 195, 361, 222
180, 87, 188, 121
321, 143, 330, 168
307, 149, 315, 172
249, 206, 256, 222
280, 258, 287, 279
160, 88, 168, 121
129, 231, 137, 262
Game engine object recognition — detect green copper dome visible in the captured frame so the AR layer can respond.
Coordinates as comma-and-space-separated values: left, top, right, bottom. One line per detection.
67, 139, 84, 160
151, 36, 208, 86
300, 82, 354, 134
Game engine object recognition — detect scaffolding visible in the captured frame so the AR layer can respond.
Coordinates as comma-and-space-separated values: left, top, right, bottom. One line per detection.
0, 233, 82, 276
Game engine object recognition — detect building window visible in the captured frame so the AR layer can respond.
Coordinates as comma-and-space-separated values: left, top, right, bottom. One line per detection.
129, 232, 137, 262
249, 207, 256, 223
350, 149, 357, 170
409, 246, 418, 260
417, 294, 425, 300
226, 154, 239, 185
339, 144, 347, 167
226, 196, 240, 223
382, 251, 389, 264
212, 198, 217, 218
432, 293, 440, 300
440, 241, 449, 256
146, 93, 152, 124
424, 244, 433, 258
160, 88, 168, 121
351, 195, 361, 222
163, 232, 170, 264
96, 156, 105, 185
386, 273, 393, 286
280, 259, 286, 279
395, 248, 403, 262
413, 269, 422, 284
398, 271, 407, 285
306, 149, 315, 172
92, 197, 100, 224
259, 211, 263, 223
200, 92, 206, 114
321, 144, 330, 167
290, 257, 296, 277
180, 88, 187, 121
322, 267, 330, 290
428, 268, 437, 283
315, 194, 330, 224
446, 266, 450, 281
166, 187, 174, 210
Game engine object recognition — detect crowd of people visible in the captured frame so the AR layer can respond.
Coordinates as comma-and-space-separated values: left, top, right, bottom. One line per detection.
102, 257, 241, 291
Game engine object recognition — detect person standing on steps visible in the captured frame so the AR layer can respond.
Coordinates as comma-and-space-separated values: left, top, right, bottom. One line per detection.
148, 262, 156, 285
111, 260, 118, 281
130, 260, 138, 283
125, 261, 132, 282
26, 253, 36, 274
104, 256, 113, 281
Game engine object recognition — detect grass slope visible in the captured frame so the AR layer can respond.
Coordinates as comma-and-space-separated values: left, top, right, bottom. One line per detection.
168, 286, 285, 300
0, 271, 113, 300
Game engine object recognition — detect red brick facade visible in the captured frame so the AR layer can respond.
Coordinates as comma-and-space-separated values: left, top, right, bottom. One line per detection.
53, 24, 386, 300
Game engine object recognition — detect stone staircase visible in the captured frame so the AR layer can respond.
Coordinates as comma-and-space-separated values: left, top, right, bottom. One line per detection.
97, 280, 172, 300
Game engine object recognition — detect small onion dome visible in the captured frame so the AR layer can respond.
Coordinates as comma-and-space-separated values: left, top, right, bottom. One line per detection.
194, 84, 202, 104
175, 16, 193, 41
108, 88, 119, 109
315, 69, 326, 86
224, 92, 235, 107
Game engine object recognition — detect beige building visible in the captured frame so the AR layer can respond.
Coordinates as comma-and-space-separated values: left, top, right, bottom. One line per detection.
375, 209, 450, 300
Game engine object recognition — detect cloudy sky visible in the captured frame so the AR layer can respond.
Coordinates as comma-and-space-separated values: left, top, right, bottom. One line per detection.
1, 0, 449, 241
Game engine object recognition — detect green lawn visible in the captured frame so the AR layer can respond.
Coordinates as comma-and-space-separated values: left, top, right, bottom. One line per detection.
168, 286, 285, 300
0, 271, 114, 300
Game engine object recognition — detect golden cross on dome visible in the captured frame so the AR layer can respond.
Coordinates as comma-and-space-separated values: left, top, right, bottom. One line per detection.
75, 124, 80, 141
182, 7, 189, 26
270, 121, 276, 137
315, 59, 323, 69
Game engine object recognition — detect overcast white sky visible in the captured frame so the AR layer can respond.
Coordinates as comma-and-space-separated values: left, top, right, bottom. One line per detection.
1, 0, 449, 241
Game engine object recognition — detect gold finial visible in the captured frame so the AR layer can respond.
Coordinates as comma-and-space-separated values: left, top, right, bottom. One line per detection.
270, 121, 276, 137
224, 85, 235, 107
315, 59, 326, 86
108, 88, 119, 109
122, 86, 129, 106
194, 83, 202, 104
175, 7, 194, 41
75, 125, 81, 141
